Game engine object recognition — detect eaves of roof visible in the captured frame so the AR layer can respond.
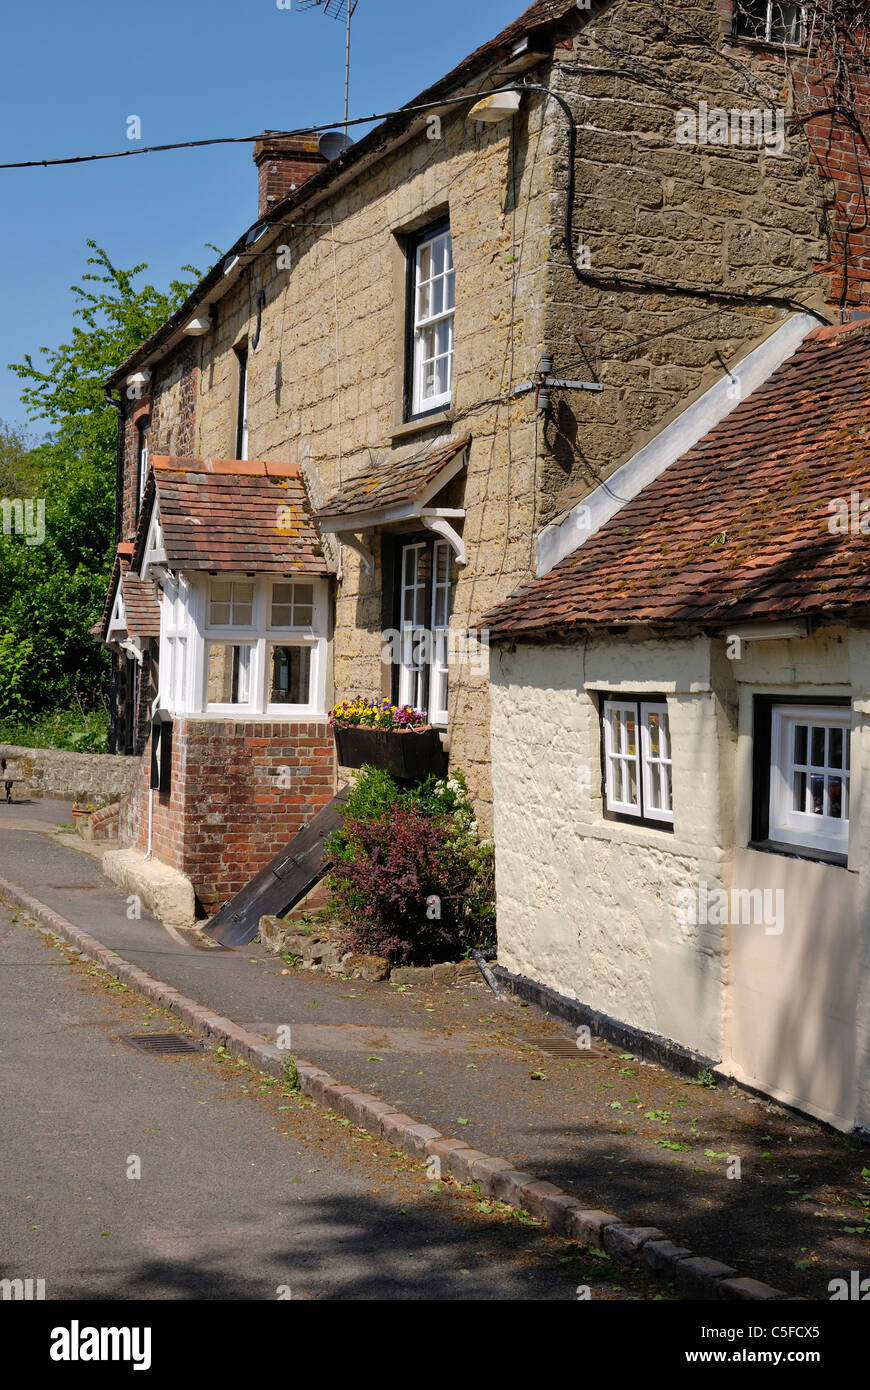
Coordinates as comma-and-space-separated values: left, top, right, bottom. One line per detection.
104, 0, 579, 390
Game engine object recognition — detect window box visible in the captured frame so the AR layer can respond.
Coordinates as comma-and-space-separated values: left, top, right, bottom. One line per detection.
333, 724, 446, 779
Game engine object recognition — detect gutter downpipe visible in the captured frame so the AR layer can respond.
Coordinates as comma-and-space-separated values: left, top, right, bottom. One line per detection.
473, 946, 511, 1003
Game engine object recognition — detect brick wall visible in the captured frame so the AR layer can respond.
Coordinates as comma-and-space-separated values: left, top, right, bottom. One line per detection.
253, 133, 327, 219
119, 719, 335, 914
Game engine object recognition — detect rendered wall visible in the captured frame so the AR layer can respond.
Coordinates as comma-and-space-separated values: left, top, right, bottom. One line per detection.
489, 637, 730, 1060
490, 626, 870, 1132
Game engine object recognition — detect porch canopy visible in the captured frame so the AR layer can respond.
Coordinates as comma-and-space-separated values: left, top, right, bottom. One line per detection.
313, 432, 470, 573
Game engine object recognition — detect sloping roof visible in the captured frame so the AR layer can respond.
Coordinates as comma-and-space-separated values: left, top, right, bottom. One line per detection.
148, 457, 328, 574
122, 573, 161, 639
95, 547, 131, 643
105, 0, 580, 389
316, 433, 470, 521
482, 320, 870, 638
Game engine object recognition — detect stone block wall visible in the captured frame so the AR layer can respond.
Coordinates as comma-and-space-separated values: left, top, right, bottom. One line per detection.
536, 0, 834, 525
0, 744, 139, 805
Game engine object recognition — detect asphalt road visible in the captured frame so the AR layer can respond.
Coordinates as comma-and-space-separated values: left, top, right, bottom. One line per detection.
0, 903, 662, 1301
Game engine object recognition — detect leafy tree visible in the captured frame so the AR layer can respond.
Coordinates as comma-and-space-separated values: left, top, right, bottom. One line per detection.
0, 419, 39, 497
1, 242, 206, 717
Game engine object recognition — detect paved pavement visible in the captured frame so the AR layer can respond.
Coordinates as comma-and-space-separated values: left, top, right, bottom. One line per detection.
0, 904, 658, 1300
1, 799, 869, 1299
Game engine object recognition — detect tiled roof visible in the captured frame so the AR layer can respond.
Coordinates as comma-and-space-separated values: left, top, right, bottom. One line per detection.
150, 457, 328, 574
316, 434, 470, 521
483, 320, 870, 637
122, 573, 160, 639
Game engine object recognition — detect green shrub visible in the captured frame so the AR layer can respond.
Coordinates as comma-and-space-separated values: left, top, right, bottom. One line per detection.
0, 706, 109, 753
326, 767, 495, 965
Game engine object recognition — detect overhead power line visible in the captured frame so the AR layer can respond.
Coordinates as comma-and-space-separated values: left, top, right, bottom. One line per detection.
0, 89, 502, 171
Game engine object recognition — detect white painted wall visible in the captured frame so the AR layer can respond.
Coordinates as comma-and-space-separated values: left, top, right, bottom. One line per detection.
490, 637, 729, 1060
490, 625, 870, 1132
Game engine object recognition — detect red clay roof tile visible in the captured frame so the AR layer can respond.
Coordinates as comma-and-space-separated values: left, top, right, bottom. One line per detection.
148, 457, 327, 575
315, 434, 470, 520
483, 319, 870, 637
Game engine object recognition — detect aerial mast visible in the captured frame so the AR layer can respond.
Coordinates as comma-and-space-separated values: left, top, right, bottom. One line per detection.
298, 0, 360, 132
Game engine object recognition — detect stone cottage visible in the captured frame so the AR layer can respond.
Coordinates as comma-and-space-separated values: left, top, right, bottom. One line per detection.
97, 0, 868, 919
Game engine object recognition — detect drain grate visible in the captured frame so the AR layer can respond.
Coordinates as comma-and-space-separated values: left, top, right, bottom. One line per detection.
120, 1032, 203, 1055
531, 1036, 602, 1060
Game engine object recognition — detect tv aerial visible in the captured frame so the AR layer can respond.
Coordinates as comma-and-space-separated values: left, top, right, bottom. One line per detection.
298, 0, 361, 132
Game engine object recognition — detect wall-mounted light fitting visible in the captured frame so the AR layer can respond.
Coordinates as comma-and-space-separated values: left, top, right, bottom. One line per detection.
467, 88, 522, 124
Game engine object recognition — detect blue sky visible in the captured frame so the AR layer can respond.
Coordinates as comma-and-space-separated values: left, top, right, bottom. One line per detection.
0, 0, 521, 434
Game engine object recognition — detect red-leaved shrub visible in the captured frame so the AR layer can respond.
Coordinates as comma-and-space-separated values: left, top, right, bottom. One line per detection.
328, 800, 493, 965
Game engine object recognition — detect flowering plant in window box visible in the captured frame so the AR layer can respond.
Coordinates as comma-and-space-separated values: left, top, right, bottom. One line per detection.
329, 699, 445, 778
329, 698, 429, 731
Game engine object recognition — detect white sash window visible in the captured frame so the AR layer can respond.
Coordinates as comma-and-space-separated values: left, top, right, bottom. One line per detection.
156, 574, 326, 718
397, 538, 454, 727
768, 704, 850, 857
411, 226, 454, 416
603, 698, 673, 826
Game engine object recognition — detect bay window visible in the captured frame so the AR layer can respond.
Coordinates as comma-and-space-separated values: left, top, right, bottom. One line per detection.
157, 574, 326, 717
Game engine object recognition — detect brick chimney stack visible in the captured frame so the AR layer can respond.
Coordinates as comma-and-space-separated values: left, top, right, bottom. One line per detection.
253, 132, 327, 218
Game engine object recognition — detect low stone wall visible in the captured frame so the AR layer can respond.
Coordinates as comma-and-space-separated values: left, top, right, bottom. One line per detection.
0, 744, 139, 805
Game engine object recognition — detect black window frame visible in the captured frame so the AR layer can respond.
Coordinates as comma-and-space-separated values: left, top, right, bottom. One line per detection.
731, 1, 807, 49
135, 417, 150, 518
403, 218, 452, 424
150, 714, 173, 795
598, 691, 675, 833
750, 693, 850, 867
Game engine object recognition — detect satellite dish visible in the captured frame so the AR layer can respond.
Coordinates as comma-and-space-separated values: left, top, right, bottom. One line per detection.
318, 130, 355, 161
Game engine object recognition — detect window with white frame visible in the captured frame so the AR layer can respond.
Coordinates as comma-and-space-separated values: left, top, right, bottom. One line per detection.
602, 696, 673, 827
155, 573, 326, 718
764, 702, 850, 858
160, 576, 189, 715
136, 419, 150, 513
732, 1, 806, 46
397, 538, 454, 727
409, 224, 455, 417
209, 580, 254, 627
